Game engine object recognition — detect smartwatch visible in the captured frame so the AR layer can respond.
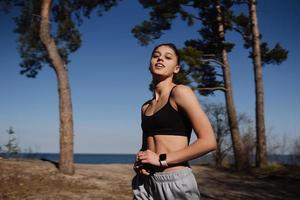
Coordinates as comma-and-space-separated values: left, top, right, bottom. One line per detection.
159, 153, 168, 167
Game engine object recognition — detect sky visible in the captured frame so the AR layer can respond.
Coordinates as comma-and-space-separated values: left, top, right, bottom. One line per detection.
0, 0, 299, 154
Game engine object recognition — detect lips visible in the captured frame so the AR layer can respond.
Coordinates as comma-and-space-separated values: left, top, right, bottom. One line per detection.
155, 63, 165, 68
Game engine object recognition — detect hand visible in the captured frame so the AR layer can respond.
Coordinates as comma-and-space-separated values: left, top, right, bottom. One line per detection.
137, 149, 160, 167
133, 160, 150, 176
133, 151, 151, 175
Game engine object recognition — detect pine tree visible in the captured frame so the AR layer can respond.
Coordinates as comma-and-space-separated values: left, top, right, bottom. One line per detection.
1, 0, 120, 174
132, 0, 248, 170
233, 0, 288, 167
4, 127, 20, 156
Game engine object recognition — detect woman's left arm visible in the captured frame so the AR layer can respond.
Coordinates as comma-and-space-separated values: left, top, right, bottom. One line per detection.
166, 85, 217, 165
138, 85, 217, 166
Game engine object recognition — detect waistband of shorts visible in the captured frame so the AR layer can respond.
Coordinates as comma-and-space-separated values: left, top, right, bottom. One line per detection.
151, 167, 193, 182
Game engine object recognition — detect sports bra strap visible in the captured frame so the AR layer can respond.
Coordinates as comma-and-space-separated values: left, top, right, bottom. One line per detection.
168, 85, 177, 102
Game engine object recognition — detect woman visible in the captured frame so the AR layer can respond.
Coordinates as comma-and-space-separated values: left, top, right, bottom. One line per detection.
132, 43, 217, 200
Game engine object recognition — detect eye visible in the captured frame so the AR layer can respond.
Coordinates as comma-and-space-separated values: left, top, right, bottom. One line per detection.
165, 53, 174, 60
152, 53, 160, 58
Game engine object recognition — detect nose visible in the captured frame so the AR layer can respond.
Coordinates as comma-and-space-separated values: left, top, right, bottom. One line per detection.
157, 56, 163, 62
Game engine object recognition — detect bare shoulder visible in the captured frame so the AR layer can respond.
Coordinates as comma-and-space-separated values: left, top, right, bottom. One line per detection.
172, 84, 200, 109
141, 99, 152, 113
172, 84, 195, 99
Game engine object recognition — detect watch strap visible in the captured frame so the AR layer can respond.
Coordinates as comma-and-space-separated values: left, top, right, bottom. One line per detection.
160, 160, 168, 167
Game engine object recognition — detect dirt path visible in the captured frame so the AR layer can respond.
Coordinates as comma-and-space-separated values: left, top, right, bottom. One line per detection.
0, 159, 299, 200
193, 165, 300, 200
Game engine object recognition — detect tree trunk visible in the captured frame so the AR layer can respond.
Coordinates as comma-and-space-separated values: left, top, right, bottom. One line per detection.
216, 2, 247, 170
214, 135, 223, 168
40, 0, 74, 175
248, 0, 268, 167
214, 117, 224, 168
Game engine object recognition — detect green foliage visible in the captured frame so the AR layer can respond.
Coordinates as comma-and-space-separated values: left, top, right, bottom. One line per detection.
179, 1, 235, 95
0, 0, 16, 13
0, 0, 121, 78
260, 43, 289, 66
13, 1, 48, 78
132, 0, 183, 46
232, 12, 251, 45
180, 44, 223, 95
1, 127, 20, 156
133, 0, 288, 95
133, 0, 234, 95
232, 9, 288, 66
173, 67, 191, 86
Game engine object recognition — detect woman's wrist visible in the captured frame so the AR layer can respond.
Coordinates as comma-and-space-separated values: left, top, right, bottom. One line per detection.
165, 152, 184, 165
159, 153, 168, 167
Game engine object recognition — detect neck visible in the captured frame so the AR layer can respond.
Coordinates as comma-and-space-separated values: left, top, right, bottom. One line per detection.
153, 78, 175, 100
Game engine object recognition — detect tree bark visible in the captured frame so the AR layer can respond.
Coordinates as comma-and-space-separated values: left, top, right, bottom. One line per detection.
248, 0, 268, 167
215, 122, 224, 168
40, 0, 74, 175
216, 2, 247, 170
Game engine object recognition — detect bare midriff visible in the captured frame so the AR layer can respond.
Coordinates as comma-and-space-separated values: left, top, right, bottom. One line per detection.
147, 134, 189, 172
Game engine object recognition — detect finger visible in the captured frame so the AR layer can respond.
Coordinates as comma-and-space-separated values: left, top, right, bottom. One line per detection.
141, 169, 150, 176
139, 153, 148, 159
138, 151, 145, 157
136, 152, 141, 159
133, 164, 140, 173
140, 159, 149, 164
135, 161, 142, 167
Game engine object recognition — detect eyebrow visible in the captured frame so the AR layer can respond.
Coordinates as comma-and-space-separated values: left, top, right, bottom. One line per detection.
153, 51, 174, 56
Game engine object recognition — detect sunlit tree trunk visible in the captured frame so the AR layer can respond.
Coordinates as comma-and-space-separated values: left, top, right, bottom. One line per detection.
214, 120, 226, 168
216, 2, 247, 170
40, 0, 74, 175
248, 0, 268, 167
214, 132, 223, 168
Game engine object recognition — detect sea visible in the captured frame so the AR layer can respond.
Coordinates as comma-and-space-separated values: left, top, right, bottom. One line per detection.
0, 153, 299, 165
0, 153, 212, 165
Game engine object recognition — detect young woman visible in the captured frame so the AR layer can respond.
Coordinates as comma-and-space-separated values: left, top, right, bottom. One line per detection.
132, 43, 217, 200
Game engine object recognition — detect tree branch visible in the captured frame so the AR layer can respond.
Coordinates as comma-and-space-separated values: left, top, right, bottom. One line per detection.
231, 26, 250, 41
190, 15, 201, 21
198, 87, 227, 92
202, 59, 226, 68
180, 5, 202, 21
40, 0, 65, 71
181, 3, 194, 7
222, 145, 233, 153
203, 54, 217, 58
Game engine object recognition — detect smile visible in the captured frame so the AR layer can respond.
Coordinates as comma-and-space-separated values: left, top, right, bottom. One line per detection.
155, 63, 165, 68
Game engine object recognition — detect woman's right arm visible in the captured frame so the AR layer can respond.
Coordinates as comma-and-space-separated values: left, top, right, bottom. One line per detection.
133, 103, 151, 175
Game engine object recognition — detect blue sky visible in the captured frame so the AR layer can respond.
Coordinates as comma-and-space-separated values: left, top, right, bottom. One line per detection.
0, 0, 299, 154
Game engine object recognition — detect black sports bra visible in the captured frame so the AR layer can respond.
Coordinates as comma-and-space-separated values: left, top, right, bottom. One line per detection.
141, 86, 192, 141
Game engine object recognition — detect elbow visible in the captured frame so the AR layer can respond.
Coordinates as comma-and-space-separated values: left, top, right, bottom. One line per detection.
208, 136, 217, 152
210, 140, 217, 151
210, 130, 217, 151
197, 135, 217, 153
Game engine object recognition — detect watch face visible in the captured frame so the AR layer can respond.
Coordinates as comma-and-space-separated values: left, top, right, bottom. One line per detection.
159, 154, 167, 161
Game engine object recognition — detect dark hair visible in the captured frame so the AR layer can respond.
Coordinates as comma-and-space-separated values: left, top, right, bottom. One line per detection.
151, 43, 180, 65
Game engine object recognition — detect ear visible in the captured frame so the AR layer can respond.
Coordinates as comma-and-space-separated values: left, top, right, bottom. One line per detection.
173, 64, 180, 74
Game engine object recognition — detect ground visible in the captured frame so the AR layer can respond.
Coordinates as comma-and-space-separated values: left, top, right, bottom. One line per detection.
0, 158, 299, 200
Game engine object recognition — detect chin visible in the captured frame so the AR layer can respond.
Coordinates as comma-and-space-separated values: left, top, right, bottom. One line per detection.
152, 71, 166, 76
151, 70, 164, 75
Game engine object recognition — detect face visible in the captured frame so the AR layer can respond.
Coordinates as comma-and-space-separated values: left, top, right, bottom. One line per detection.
149, 45, 180, 78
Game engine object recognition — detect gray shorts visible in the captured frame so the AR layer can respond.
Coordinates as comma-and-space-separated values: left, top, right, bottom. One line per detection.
132, 167, 200, 200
